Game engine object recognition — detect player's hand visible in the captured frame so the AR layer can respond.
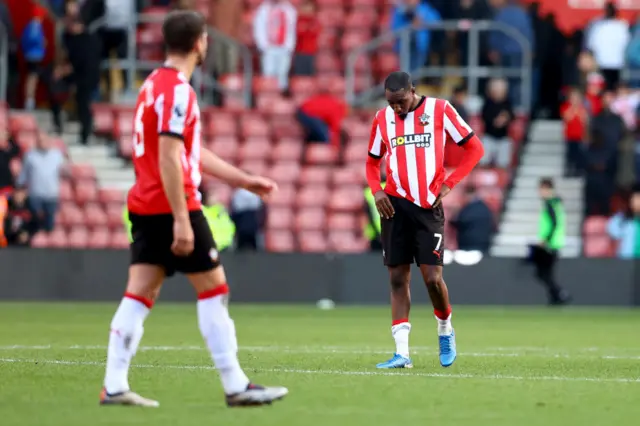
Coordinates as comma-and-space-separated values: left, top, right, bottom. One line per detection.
432, 184, 451, 208
242, 175, 279, 201
172, 217, 194, 257
374, 190, 395, 219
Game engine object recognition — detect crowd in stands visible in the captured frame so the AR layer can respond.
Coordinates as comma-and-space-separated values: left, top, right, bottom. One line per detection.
1, 0, 640, 258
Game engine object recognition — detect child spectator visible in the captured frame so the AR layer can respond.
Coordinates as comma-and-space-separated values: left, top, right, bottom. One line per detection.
292, 0, 320, 76
480, 78, 514, 169
21, 7, 47, 110
560, 88, 588, 177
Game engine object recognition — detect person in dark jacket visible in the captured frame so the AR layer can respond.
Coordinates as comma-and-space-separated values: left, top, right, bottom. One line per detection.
450, 185, 494, 252
62, 0, 104, 145
4, 188, 37, 246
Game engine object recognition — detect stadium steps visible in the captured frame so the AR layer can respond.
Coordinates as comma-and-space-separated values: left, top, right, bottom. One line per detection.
490, 120, 583, 258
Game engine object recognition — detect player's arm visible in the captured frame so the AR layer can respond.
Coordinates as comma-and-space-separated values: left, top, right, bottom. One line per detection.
159, 135, 189, 220
366, 113, 394, 219
201, 147, 278, 199
441, 101, 484, 190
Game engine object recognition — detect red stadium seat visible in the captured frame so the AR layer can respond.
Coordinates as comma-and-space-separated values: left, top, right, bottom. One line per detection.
344, 142, 367, 164
298, 231, 328, 252
238, 139, 272, 161
209, 136, 239, 161
329, 186, 364, 212
583, 235, 614, 258
71, 164, 97, 182
219, 74, 244, 92
253, 76, 280, 93
332, 167, 363, 187
92, 104, 115, 136
269, 184, 296, 207
268, 162, 302, 184
317, 7, 345, 28
98, 189, 125, 205
256, 95, 296, 116
205, 111, 238, 137
59, 203, 85, 228
266, 207, 294, 230
115, 108, 135, 138
327, 213, 357, 231
74, 180, 98, 204
118, 137, 133, 159
110, 231, 130, 249
30, 232, 49, 248
290, 77, 318, 96
295, 208, 326, 231
583, 216, 609, 236
270, 138, 304, 162
470, 168, 509, 189
239, 116, 270, 138
271, 120, 304, 139
296, 185, 331, 207
266, 230, 295, 252
67, 227, 89, 249
342, 118, 370, 140
59, 180, 74, 202
328, 231, 366, 253
316, 53, 341, 74
106, 204, 125, 230
84, 203, 108, 229
305, 144, 339, 164
477, 187, 504, 214
9, 113, 38, 134
238, 160, 268, 176
299, 166, 332, 185
47, 229, 68, 248
87, 227, 110, 248
344, 9, 378, 27
341, 31, 369, 51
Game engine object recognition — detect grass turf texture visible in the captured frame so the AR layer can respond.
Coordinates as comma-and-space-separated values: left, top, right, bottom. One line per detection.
0, 303, 639, 426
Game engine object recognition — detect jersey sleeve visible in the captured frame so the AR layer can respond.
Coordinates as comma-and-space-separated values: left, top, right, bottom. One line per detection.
367, 112, 386, 159
155, 82, 191, 140
443, 101, 475, 145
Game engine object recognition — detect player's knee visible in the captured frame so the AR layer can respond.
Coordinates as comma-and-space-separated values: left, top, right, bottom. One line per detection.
389, 268, 410, 291
423, 269, 443, 289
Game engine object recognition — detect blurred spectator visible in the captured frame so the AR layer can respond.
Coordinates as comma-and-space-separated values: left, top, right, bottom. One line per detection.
480, 78, 514, 169
21, 7, 47, 111
296, 89, 348, 147
449, 186, 494, 252
0, 131, 20, 194
629, 16, 640, 89
488, 0, 534, 107
611, 84, 640, 131
230, 188, 265, 251
585, 2, 630, 91
390, 0, 441, 74
560, 88, 588, 177
211, 0, 242, 76
534, 12, 564, 118
101, 0, 136, 99
62, 0, 104, 145
450, 84, 469, 122
292, 0, 320, 76
17, 132, 66, 233
606, 184, 640, 259
635, 105, 640, 181
455, 0, 491, 67
253, 0, 297, 92
0, 0, 17, 106
202, 192, 236, 252
591, 90, 626, 175
0, 194, 6, 247
3, 188, 36, 247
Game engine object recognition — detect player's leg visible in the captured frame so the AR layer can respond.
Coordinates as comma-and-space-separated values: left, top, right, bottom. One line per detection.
182, 211, 287, 406
415, 205, 456, 367
101, 264, 164, 407
376, 196, 414, 369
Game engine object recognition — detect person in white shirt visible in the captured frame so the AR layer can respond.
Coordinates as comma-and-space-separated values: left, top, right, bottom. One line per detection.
586, 2, 630, 91
101, 0, 136, 98
253, 0, 297, 91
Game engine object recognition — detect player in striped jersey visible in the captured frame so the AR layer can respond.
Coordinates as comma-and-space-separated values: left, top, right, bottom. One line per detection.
366, 72, 484, 369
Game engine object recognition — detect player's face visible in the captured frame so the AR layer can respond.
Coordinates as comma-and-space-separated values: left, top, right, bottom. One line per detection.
631, 193, 640, 214
195, 32, 208, 66
385, 88, 415, 117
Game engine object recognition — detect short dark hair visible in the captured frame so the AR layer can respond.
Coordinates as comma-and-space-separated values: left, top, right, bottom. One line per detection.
453, 84, 467, 95
539, 177, 554, 189
605, 1, 617, 19
384, 71, 412, 92
162, 10, 206, 55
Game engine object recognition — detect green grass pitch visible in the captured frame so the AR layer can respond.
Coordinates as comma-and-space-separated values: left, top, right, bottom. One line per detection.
1, 303, 639, 426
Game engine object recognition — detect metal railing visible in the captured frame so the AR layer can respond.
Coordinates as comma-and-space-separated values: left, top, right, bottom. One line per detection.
345, 20, 533, 111
87, 13, 254, 106
0, 20, 8, 103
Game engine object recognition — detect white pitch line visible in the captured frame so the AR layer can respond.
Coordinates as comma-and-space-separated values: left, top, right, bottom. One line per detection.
1, 357, 639, 384
1, 344, 640, 360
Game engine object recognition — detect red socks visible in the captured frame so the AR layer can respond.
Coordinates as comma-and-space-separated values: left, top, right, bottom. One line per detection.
434, 306, 452, 320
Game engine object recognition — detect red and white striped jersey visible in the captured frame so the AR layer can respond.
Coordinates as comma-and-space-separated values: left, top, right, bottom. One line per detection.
368, 96, 474, 209
128, 67, 203, 215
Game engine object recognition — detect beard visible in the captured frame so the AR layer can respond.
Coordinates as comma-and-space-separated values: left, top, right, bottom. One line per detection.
196, 51, 204, 66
